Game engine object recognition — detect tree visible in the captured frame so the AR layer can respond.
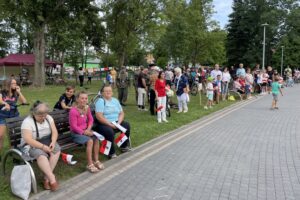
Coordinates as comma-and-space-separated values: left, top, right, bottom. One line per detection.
226, 0, 299, 68
272, 7, 300, 68
1, 0, 104, 87
103, 0, 160, 68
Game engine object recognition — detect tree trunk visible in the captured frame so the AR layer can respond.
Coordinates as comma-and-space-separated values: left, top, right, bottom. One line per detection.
60, 51, 65, 79
118, 51, 125, 69
33, 24, 46, 87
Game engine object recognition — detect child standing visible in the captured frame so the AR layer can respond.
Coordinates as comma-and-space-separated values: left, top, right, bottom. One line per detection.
214, 75, 222, 104
204, 77, 214, 109
271, 77, 283, 110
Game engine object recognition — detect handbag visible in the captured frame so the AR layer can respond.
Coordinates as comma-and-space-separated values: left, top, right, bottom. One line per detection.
11, 165, 31, 200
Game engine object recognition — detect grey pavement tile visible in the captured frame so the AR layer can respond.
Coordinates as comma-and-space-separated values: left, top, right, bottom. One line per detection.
30, 86, 300, 200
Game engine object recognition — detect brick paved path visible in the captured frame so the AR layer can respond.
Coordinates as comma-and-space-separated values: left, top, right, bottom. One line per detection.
32, 86, 300, 200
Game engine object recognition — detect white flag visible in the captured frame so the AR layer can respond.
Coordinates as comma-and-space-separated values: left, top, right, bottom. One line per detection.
111, 121, 127, 133
93, 131, 105, 141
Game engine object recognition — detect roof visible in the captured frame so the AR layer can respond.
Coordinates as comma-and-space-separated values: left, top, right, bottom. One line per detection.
0, 54, 60, 67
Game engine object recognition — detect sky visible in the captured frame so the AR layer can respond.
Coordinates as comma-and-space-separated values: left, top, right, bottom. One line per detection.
212, 0, 233, 29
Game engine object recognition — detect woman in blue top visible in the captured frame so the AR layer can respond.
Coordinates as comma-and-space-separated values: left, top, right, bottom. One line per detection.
0, 78, 27, 152
94, 85, 131, 158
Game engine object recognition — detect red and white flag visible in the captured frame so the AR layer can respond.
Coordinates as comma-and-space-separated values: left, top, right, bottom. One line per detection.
114, 133, 128, 147
61, 153, 77, 165
156, 105, 163, 112
99, 140, 112, 155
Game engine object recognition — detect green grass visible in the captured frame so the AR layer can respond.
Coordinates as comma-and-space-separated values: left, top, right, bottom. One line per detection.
0, 80, 237, 199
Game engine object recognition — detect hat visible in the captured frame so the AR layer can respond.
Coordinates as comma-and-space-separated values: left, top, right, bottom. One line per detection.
207, 77, 213, 81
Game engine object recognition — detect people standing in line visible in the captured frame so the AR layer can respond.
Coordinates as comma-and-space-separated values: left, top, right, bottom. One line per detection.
199, 66, 207, 93
133, 67, 141, 104
236, 63, 246, 77
69, 91, 104, 173
53, 86, 75, 111
106, 71, 113, 86
233, 76, 245, 98
210, 64, 222, 81
116, 67, 129, 106
149, 66, 159, 115
110, 67, 117, 88
78, 67, 85, 87
261, 70, 269, 94
137, 68, 148, 111
204, 77, 214, 109
221, 67, 231, 100
21, 101, 60, 191
174, 67, 189, 113
214, 75, 222, 104
165, 67, 174, 87
87, 71, 92, 85
229, 66, 236, 79
245, 68, 254, 99
0, 78, 27, 154
271, 77, 283, 110
253, 64, 261, 93
266, 66, 274, 93
155, 71, 168, 123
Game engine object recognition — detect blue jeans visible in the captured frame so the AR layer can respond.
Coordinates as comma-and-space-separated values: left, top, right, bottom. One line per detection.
221, 82, 229, 95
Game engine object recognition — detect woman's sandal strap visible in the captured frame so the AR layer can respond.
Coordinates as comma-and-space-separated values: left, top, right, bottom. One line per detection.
87, 164, 99, 173
94, 161, 105, 170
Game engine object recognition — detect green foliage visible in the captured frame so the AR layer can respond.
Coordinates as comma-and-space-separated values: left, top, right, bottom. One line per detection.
272, 7, 300, 68
153, 0, 226, 66
0, 0, 106, 86
226, 0, 299, 68
103, 0, 160, 67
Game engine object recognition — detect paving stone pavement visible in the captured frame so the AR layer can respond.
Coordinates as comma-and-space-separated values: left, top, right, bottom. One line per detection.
32, 85, 300, 200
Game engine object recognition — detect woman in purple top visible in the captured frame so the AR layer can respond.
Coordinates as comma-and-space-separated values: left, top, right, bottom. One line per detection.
69, 91, 104, 173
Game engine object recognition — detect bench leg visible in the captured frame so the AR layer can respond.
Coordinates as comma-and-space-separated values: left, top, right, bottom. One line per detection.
2, 149, 38, 194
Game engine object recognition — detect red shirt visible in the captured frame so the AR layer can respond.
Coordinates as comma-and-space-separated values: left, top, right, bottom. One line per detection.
239, 79, 246, 87
155, 79, 166, 97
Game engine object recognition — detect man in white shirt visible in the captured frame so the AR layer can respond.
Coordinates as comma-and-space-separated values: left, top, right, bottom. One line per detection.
210, 64, 222, 81
165, 67, 174, 87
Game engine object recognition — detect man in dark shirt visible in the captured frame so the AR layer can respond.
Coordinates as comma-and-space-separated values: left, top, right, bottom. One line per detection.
137, 68, 148, 111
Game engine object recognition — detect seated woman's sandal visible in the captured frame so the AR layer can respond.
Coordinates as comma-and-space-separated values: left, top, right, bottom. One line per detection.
94, 161, 105, 170
87, 164, 100, 173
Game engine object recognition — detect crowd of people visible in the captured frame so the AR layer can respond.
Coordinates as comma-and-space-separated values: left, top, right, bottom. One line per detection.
0, 62, 295, 192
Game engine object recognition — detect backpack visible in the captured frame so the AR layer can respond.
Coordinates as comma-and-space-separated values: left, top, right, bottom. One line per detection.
89, 93, 106, 127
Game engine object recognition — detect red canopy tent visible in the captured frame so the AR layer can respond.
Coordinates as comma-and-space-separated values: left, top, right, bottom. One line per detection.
0, 54, 59, 66
0, 54, 61, 78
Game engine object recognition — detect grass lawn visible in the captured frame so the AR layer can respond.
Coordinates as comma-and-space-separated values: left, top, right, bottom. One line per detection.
0, 80, 237, 199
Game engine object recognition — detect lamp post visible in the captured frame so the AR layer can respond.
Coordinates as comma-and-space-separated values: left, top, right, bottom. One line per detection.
262, 23, 269, 71
281, 46, 284, 77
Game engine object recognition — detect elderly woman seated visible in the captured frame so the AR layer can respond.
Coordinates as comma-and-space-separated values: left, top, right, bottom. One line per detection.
21, 101, 60, 191
93, 85, 131, 159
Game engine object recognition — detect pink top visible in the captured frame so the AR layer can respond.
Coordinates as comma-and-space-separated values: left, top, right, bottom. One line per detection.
155, 79, 166, 97
69, 107, 93, 135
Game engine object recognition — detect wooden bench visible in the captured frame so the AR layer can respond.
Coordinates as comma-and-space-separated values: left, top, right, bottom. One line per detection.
1, 110, 79, 194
